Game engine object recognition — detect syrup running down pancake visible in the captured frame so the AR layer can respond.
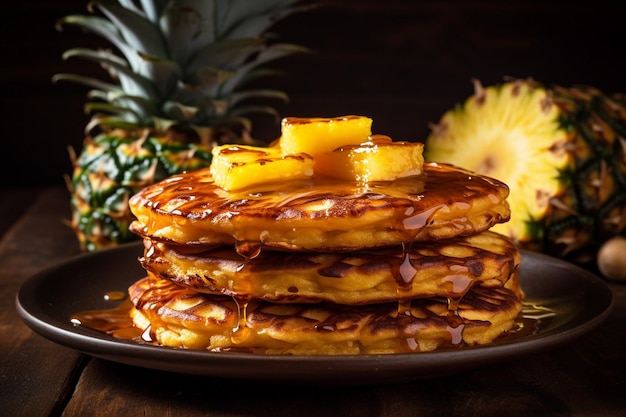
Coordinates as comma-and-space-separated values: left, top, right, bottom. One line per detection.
128, 272, 524, 355
111, 117, 525, 356
128, 162, 511, 254
140, 230, 520, 305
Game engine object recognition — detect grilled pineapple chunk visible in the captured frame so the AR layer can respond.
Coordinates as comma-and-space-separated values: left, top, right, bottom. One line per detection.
315, 135, 425, 182
280, 115, 373, 155
212, 116, 423, 190
211, 145, 314, 191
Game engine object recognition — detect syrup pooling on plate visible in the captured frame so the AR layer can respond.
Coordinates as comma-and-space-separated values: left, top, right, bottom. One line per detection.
69, 270, 532, 355
104, 136, 519, 354
73, 208, 524, 353
126, 162, 516, 343
71, 298, 141, 341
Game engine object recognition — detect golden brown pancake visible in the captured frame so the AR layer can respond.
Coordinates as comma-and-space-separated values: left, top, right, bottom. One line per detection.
140, 230, 520, 305
121, 153, 523, 356
128, 273, 524, 355
128, 162, 511, 254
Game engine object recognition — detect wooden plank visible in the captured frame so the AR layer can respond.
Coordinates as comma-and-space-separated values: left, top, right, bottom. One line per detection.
59, 329, 626, 417
0, 187, 44, 240
63, 359, 381, 417
1, 187, 84, 417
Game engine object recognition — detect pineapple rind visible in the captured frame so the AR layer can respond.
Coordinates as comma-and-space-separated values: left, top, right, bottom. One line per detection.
69, 133, 213, 251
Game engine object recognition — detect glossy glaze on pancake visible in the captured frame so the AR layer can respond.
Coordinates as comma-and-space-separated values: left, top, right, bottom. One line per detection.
140, 230, 520, 305
129, 162, 511, 254
128, 273, 523, 355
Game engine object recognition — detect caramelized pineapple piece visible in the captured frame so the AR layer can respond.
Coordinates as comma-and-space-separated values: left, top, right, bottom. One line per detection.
280, 115, 373, 156
210, 145, 314, 191
314, 135, 425, 182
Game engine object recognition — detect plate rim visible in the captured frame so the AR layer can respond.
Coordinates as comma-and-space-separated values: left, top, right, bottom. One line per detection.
15, 241, 614, 383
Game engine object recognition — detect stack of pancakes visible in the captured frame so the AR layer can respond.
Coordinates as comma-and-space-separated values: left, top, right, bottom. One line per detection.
127, 157, 524, 355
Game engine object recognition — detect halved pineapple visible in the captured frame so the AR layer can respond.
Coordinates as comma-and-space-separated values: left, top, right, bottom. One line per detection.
315, 135, 424, 182
210, 145, 314, 191
279, 115, 373, 155
425, 78, 626, 262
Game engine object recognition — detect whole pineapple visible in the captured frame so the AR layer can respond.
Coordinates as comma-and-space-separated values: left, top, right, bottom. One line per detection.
425, 78, 626, 263
54, 0, 312, 251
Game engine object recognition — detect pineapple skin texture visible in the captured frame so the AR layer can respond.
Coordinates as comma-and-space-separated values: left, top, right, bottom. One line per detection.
425, 78, 626, 262
69, 132, 212, 251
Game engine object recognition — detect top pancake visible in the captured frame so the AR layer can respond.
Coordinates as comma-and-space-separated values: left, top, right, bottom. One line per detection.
129, 162, 510, 253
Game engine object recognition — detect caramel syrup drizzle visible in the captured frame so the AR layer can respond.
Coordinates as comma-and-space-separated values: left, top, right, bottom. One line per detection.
71, 168, 535, 353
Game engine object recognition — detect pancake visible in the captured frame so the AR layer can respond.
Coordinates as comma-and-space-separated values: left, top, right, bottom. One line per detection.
140, 230, 520, 305
128, 273, 524, 355
128, 162, 511, 254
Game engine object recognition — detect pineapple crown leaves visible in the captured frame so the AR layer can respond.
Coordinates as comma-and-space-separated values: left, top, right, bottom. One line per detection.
54, 0, 314, 140
54, 48, 171, 101
182, 0, 317, 47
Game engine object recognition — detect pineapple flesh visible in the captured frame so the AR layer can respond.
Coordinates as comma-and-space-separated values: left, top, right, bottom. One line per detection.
425, 78, 626, 263
210, 115, 424, 191
211, 145, 314, 191
314, 135, 424, 182
279, 116, 373, 155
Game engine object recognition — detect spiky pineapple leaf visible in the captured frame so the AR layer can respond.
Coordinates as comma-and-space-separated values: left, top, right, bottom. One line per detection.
238, 67, 287, 85
52, 73, 123, 94
219, 0, 311, 39
186, 0, 313, 50
84, 101, 142, 119
114, 0, 143, 17
56, 15, 142, 71
160, 3, 205, 64
221, 43, 309, 93
135, 53, 182, 99
187, 37, 267, 75
85, 114, 143, 132
173, 66, 234, 104
93, 0, 168, 58
87, 90, 158, 117
59, 47, 162, 99
61, 47, 127, 67
131, 0, 169, 22
162, 101, 204, 122
228, 89, 289, 107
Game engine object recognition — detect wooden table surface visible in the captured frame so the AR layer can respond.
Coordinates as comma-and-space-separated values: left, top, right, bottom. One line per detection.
2, 186, 625, 417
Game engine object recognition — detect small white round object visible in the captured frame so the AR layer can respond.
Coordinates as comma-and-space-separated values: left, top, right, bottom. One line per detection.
597, 236, 626, 281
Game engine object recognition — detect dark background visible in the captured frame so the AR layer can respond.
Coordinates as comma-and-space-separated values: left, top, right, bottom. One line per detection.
2, 1, 625, 187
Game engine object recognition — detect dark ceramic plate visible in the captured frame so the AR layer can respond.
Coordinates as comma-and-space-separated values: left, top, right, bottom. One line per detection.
16, 242, 613, 384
